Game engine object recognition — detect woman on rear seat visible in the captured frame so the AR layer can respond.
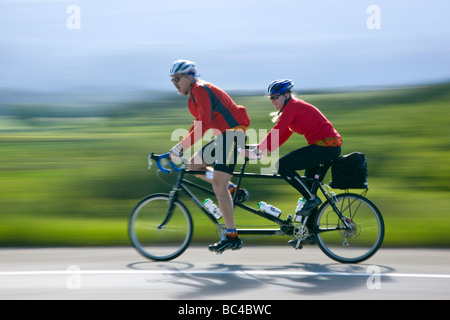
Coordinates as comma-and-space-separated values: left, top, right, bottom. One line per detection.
247, 79, 342, 221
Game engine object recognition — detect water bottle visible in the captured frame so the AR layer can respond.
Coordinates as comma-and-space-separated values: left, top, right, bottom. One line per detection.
295, 198, 307, 222
295, 197, 306, 213
203, 199, 222, 219
258, 201, 281, 218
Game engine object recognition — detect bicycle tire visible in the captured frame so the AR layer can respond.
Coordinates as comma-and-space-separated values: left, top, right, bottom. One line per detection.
314, 193, 384, 264
129, 193, 193, 261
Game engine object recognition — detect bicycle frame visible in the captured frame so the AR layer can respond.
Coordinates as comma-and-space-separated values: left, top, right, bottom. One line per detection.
157, 154, 352, 237
169, 161, 287, 236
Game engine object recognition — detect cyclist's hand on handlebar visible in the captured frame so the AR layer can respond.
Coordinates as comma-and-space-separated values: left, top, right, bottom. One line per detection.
244, 147, 263, 160
170, 143, 183, 160
150, 152, 183, 173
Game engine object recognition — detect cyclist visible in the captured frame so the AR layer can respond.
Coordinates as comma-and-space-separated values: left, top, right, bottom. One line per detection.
247, 79, 342, 222
169, 59, 251, 252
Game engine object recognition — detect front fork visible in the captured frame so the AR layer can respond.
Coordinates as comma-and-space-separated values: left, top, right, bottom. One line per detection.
158, 168, 185, 229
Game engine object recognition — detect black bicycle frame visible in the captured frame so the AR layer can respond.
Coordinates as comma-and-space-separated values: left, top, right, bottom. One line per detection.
163, 158, 352, 235
165, 159, 294, 236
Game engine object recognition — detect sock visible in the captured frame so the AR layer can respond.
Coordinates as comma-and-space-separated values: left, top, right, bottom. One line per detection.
226, 228, 238, 239
228, 184, 236, 194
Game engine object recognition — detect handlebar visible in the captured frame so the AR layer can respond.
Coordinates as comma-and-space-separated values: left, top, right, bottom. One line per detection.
149, 145, 260, 173
148, 152, 182, 173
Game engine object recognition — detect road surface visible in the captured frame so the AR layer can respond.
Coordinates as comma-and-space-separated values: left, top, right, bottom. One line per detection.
0, 246, 449, 300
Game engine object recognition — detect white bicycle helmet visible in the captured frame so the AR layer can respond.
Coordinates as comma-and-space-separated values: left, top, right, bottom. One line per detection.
169, 59, 198, 76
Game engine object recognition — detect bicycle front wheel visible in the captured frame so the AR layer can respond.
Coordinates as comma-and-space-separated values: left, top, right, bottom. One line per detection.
314, 193, 384, 264
129, 193, 193, 261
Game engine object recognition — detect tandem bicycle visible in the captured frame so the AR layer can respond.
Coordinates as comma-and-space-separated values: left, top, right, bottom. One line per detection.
129, 149, 384, 264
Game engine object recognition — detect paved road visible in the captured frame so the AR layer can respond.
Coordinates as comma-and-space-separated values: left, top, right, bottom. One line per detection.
0, 246, 449, 300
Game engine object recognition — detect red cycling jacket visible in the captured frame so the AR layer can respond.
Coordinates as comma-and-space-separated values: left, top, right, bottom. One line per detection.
179, 80, 250, 150
258, 97, 342, 152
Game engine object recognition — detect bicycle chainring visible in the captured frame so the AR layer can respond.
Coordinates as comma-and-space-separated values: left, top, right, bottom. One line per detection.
293, 225, 309, 241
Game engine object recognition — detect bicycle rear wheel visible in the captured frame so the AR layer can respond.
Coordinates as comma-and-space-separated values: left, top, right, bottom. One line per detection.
314, 193, 384, 263
129, 193, 193, 261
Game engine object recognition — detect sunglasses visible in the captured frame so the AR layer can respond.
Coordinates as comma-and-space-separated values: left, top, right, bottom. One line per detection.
171, 75, 186, 83
270, 93, 283, 100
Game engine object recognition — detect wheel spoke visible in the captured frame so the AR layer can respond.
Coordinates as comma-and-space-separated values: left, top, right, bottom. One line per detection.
315, 193, 384, 263
129, 194, 193, 261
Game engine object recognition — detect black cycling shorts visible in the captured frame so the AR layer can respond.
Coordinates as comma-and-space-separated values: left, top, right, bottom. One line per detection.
200, 130, 246, 174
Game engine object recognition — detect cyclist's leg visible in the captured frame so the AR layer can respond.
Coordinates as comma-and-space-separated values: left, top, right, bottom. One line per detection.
278, 145, 341, 197
209, 169, 243, 252
187, 138, 237, 190
277, 146, 318, 198
212, 130, 243, 230
305, 161, 333, 193
208, 168, 243, 252
188, 140, 213, 182
188, 136, 242, 192
208, 131, 245, 252
212, 170, 235, 229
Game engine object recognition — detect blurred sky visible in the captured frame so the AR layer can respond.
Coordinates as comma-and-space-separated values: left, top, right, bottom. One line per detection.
1, 0, 449, 92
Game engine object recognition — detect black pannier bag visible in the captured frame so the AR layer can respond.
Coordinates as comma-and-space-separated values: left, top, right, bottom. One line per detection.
330, 152, 368, 189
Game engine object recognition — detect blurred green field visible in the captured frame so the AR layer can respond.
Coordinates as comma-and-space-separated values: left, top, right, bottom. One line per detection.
1, 82, 450, 247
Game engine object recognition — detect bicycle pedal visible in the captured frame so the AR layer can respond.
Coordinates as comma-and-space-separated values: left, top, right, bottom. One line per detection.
288, 239, 303, 250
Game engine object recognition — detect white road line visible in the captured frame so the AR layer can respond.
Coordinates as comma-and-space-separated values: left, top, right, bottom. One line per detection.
0, 270, 449, 279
